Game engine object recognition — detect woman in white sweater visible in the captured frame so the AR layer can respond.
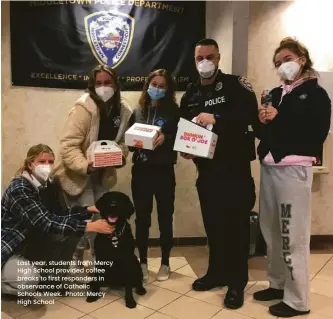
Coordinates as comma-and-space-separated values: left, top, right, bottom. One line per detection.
53, 65, 132, 268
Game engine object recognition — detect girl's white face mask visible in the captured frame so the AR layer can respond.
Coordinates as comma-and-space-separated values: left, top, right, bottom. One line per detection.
278, 58, 302, 81
95, 86, 115, 102
33, 164, 52, 182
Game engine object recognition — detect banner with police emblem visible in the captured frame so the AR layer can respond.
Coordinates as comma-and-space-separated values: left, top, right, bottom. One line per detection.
10, 1, 205, 91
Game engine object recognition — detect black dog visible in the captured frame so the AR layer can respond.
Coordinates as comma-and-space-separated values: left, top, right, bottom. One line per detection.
86, 192, 146, 308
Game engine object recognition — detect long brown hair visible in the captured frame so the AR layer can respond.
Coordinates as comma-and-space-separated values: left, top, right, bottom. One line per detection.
86, 64, 121, 109
138, 69, 176, 108
15, 144, 54, 176
273, 37, 317, 76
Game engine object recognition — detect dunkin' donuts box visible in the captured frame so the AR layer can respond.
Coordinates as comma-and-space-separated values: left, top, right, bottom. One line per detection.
125, 123, 161, 150
87, 140, 122, 167
173, 118, 218, 159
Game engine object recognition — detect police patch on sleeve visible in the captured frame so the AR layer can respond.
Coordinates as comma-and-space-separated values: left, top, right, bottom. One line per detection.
238, 77, 254, 92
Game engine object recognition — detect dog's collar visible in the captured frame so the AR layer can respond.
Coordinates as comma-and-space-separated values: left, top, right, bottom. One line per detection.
108, 222, 127, 246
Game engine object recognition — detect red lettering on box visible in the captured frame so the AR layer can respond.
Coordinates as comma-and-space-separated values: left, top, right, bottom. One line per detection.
134, 127, 155, 133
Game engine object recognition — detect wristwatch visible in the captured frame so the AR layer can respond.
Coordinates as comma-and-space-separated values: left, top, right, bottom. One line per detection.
213, 114, 221, 121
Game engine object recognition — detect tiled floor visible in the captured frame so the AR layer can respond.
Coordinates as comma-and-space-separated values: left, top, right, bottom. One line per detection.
2, 247, 333, 319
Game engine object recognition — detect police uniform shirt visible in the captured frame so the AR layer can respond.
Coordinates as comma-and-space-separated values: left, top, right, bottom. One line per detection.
180, 70, 261, 172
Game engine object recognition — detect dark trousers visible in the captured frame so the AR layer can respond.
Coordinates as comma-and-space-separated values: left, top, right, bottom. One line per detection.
131, 163, 175, 263
196, 170, 255, 290
22, 232, 80, 263
21, 232, 81, 284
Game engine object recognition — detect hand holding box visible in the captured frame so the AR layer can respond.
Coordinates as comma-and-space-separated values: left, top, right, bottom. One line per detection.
173, 118, 218, 159
87, 140, 123, 167
125, 123, 161, 150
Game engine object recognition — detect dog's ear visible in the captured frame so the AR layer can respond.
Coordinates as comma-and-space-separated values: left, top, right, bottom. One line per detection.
113, 192, 134, 219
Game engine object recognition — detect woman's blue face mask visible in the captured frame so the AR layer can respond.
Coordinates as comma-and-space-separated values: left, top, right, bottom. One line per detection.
147, 86, 166, 100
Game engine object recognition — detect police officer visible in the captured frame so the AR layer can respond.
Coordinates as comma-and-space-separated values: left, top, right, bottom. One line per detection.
180, 38, 261, 309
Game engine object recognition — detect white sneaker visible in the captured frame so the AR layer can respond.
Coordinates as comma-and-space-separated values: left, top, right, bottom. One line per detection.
141, 263, 149, 281
157, 264, 171, 281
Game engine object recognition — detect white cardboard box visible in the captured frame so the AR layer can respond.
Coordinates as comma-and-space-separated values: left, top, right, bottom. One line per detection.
125, 123, 161, 150
87, 140, 123, 167
173, 118, 218, 159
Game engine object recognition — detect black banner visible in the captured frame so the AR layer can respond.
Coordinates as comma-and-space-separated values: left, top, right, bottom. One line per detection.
10, 1, 205, 91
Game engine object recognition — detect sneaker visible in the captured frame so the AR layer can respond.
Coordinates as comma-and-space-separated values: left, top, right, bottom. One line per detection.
157, 264, 171, 281
141, 263, 149, 281
269, 302, 310, 317
253, 288, 284, 301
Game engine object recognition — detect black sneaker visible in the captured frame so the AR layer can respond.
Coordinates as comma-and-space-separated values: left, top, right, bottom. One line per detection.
192, 274, 224, 291
224, 288, 244, 309
253, 287, 284, 301
269, 302, 310, 317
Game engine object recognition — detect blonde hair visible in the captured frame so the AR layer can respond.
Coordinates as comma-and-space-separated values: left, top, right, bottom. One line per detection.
273, 37, 317, 76
15, 144, 54, 176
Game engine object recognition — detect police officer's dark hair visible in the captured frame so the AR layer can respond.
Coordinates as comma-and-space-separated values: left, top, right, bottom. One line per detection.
273, 37, 317, 76
196, 38, 219, 51
138, 69, 176, 108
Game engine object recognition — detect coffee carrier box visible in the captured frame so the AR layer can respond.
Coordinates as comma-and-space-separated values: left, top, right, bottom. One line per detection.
87, 140, 122, 167
125, 123, 161, 150
173, 118, 218, 159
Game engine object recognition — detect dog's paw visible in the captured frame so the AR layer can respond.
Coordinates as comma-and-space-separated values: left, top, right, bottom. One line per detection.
135, 286, 147, 296
86, 296, 99, 303
125, 298, 137, 309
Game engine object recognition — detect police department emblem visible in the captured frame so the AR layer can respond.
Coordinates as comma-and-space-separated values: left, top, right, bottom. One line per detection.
85, 11, 135, 68
113, 116, 121, 127
238, 77, 254, 92
215, 82, 223, 91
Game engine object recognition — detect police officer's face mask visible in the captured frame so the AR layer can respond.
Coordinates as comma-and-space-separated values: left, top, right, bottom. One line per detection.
197, 59, 216, 79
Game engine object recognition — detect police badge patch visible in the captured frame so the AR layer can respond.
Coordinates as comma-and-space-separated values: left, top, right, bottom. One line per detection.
215, 82, 223, 91
84, 11, 135, 68
238, 77, 254, 92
